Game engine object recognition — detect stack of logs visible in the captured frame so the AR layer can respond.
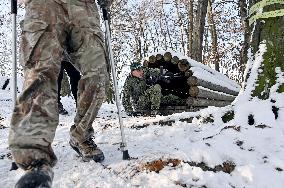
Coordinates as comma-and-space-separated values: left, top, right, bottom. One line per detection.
144, 51, 240, 113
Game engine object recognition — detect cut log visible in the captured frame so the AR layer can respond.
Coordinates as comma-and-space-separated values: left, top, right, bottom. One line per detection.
171, 56, 179, 64
187, 97, 232, 107
143, 60, 149, 67
178, 59, 190, 72
189, 86, 235, 101
190, 66, 240, 90
156, 54, 163, 61
164, 52, 172, 62
149, 55, 157, 64
185, 70, 193, 77
187, 76, 239, 96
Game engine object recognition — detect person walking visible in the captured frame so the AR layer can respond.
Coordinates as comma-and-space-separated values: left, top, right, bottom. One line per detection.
9, 0, 111, 187
57, 60, 81, 115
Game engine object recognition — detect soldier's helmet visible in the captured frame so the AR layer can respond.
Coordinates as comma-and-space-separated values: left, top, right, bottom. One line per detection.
130, 62, 142, 71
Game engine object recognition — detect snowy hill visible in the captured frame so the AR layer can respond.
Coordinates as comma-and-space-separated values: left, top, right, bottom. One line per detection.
1, 82, 284, 188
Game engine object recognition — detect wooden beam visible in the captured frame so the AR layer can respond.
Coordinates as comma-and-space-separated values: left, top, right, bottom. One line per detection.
156, 54, 163, 61
171, 56, 179, 64
143, 60, 149, 67
189, 86, 236, 101
187, 97, 232, 107
149, 55, 157, 64
178, 59, 190, 72
187, 76, 239, 96
164, 52, 172, 62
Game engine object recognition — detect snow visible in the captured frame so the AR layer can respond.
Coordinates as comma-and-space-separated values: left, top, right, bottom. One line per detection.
1, 74, 284, 187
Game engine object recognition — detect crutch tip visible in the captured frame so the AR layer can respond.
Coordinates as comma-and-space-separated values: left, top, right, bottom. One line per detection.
122, 150, 130, 160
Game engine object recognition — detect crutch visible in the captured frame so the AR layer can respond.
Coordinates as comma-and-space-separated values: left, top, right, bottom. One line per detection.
99, 2, 130, 160
11, 0, 17, 107
10, 0, 19, 172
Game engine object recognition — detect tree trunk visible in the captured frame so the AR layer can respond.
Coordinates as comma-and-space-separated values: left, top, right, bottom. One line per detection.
187, 76, 239, 96
187, 0, 194, 57
238, 0, 249, 82
191, 0, 209, 62
207, 0, 220, 72
248, 1, 284, 99
189, 86, 236, 101
187, 97, 231, 107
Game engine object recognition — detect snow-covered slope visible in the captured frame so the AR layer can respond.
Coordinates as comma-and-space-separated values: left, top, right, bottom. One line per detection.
0, 85, 284, 188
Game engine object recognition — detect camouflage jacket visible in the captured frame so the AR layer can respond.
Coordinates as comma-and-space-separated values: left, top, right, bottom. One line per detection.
122, 68, 160, 113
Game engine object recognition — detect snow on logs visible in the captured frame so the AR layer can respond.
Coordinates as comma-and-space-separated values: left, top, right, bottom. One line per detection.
144, 51, 240, 109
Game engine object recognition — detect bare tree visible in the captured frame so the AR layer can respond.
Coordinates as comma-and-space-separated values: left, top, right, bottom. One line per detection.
207, 0, 220, 72
191, 0, 208, 62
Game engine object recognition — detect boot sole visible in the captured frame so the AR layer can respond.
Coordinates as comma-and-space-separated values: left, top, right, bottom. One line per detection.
69, 141, 105, 162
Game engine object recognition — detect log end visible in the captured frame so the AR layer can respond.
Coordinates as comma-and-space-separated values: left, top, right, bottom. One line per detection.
164, 52, 172, 62
143, 60, 149, 67
149, 55, 157, 64
187, 76, 198, 86
171, 56, 179, 64
189, 86, 199, 97
185, 70, 193, 77
156, 54, 163, 61
178, 59, 190, 72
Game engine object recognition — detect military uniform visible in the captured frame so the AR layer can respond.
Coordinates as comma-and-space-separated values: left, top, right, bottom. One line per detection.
122, 67, 162, 114
9, 0, 109, 171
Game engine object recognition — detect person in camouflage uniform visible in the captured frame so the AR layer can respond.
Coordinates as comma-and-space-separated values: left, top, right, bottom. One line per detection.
122, 62, 163, 116
9, 0, 111, 187
57, 59, 81, 115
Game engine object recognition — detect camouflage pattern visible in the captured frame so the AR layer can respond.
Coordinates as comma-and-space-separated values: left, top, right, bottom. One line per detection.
136, 84, 162, 111
161, 94, 186, 106
122, 68, 161, 114
9, 0, 109, 169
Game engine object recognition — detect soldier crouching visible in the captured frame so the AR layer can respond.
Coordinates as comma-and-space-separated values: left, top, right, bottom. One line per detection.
122, 62, 165, 116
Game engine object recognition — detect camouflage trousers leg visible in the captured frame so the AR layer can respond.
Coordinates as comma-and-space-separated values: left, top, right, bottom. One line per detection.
67, 1, 109, 143
8, 0, 66, 169
137, 84, 162, 111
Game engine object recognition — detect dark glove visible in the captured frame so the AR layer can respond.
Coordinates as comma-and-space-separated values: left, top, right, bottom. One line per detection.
159, 75, 171, 84
146, 75, 159, 86
127, 111, 142, 117
146, 74, 171, 85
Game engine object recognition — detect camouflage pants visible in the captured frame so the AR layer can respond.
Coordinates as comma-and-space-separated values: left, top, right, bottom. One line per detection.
136, 84, 162, 111
161, 94, 186, 105
9, 0, 109, 169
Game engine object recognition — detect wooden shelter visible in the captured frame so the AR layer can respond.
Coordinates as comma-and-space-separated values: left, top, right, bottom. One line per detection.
143, 51, 240, 115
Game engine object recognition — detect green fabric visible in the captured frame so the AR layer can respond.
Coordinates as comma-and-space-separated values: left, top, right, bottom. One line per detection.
130, 62, 142, 71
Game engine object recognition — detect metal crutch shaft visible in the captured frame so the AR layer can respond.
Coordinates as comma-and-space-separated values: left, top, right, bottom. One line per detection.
11, 0, 18, 107
101, 7, 130, 160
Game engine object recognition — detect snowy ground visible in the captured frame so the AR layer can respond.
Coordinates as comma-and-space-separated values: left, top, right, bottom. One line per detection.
0, 87, 284, 188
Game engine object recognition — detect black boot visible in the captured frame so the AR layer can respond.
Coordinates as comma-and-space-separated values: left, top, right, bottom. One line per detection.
58, 102, 68, 115
15, 161, 53, 188
69, 137, 105, 162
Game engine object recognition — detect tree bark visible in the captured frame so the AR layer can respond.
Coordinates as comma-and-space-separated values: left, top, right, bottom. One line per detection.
207, 0, 220, 72
189, 86, 236, 101
248, 1, 284, 98
187, 76, 239, 96
187, 97, 232, 107
191, 0, 209, 62
187, 0, 194, 57
238, 0, 249, 82
178, 59, 190, 72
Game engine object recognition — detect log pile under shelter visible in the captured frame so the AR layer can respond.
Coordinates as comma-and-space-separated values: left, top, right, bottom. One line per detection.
143, 51, 241, 114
